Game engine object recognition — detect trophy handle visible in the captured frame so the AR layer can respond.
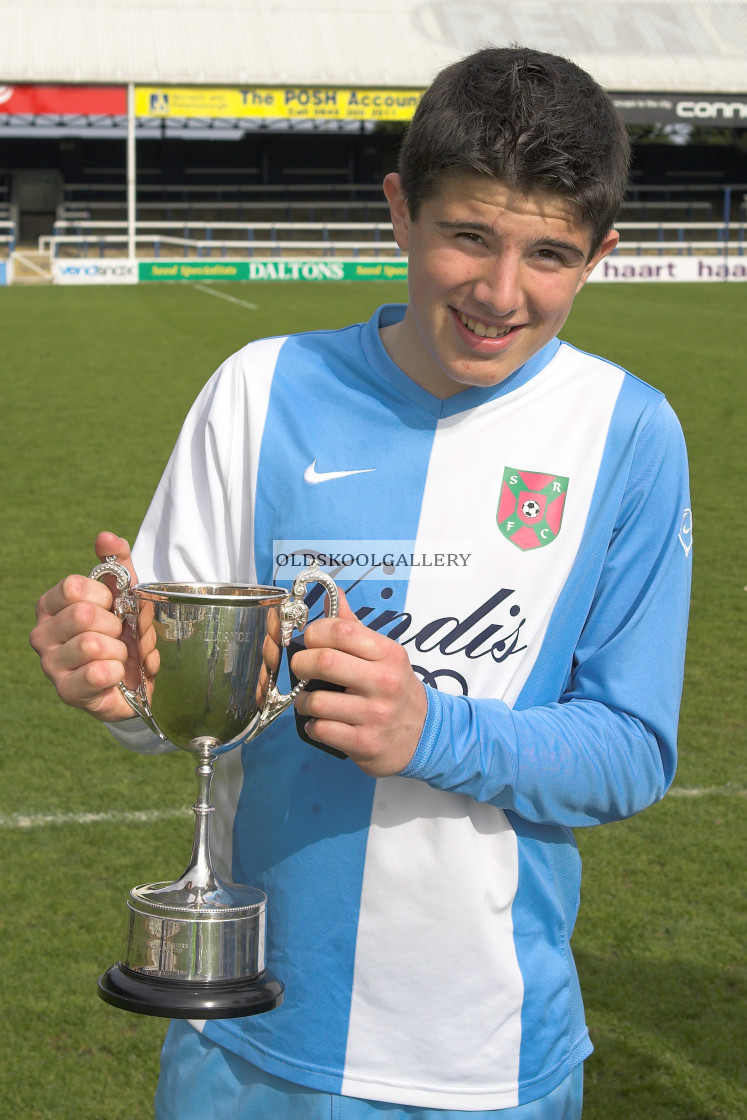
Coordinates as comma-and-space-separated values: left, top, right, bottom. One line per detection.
251, 562, 340, 736
88, 555, 167, 741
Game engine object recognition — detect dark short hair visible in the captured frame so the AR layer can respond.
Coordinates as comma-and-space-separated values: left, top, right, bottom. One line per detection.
398, 46, 630, 254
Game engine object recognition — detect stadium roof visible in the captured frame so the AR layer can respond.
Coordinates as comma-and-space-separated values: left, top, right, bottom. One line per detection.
0, 0, 746, 94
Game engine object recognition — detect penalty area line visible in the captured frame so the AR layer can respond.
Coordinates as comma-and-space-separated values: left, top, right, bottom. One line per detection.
0, 808, 191, 830
193, 283, 258, 310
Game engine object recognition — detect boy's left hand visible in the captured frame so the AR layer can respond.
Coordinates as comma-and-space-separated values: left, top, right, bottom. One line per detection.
291, 591, 427, 777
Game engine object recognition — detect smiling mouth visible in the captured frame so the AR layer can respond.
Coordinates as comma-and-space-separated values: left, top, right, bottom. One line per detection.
456, 310, 515, 338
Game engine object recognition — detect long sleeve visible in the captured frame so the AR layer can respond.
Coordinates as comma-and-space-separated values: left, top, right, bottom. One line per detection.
401, 397, 692, 827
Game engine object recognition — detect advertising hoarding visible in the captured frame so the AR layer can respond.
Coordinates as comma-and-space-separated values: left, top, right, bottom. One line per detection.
53, 260, 139, 284
0, 84, 126, 114
589, 255, 747, 281
135, 86, 421, 122
139, 260, 409, 282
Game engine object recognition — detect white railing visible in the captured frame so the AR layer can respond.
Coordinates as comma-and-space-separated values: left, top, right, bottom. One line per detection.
613, 239, 746, 254
56, 199, 393, 219
614, 221, 745, 254
42, 219, 402, 259
40, 232, 402, 259
53, 197, 725, 224
39, 217, 745, 262
51, 219, 396, 235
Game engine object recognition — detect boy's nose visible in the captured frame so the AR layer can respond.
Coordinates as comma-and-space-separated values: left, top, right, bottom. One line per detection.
472, 255, 524, 318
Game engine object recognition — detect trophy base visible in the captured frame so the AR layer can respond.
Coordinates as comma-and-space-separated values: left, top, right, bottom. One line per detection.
98, 963, 284, 1019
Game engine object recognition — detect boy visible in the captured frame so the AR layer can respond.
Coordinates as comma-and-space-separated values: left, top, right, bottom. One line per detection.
31, 46, 691, 1119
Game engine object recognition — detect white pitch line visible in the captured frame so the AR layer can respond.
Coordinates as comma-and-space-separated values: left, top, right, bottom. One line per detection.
668, 784, 744, 798
2, 786, 743, 830
0, 808, 191, 830
193, 282, 258, 310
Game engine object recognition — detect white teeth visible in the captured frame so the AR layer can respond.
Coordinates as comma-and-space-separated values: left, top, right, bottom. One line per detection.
458, 312, 510, 338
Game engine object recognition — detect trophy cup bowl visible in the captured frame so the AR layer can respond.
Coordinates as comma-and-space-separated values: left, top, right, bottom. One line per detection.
88, 555, 339, 1019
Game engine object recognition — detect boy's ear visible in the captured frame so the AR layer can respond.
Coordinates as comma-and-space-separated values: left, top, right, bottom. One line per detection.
383, 173, 411, 251
577, 228, 620, 291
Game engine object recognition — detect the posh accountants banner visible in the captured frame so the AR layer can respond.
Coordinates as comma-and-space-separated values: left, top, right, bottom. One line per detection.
0, 84, 126, 114
135, 85, 422, 122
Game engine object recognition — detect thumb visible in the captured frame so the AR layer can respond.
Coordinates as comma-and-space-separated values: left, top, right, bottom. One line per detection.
94, 531, 138, 585
330, 586, 357, 622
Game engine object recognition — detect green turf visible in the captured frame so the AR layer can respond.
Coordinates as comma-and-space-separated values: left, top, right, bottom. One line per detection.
1, 280, 745, 1117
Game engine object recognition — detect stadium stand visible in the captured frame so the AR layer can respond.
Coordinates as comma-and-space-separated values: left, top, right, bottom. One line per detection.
1, 0, 746, 272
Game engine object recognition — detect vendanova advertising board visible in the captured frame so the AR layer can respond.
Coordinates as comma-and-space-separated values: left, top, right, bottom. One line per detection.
53, 260, 139, 284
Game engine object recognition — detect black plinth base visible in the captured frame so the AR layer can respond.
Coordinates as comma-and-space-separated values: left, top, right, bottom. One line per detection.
98, 964, 284, 1019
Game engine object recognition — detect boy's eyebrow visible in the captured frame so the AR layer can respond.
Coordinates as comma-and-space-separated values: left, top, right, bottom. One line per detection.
530, 237, 587, 261
434, 220, 587, 261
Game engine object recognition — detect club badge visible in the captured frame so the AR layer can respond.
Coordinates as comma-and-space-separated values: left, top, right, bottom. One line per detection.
497, 467, 569, 551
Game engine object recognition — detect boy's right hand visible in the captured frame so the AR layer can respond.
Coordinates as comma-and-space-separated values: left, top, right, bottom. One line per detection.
29, 532, 157, 724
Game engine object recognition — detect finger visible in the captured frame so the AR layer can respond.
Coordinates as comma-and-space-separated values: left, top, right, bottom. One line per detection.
298, 709, 387, 763
35, 572, 115, 625
33, 597, 125, 648
327, 586, 356, 621
43, 629, 130, 678
290, 643, 360, 691
301, 717, 356, 754
294, 686, 368, 725
301, 615, 383, 661
292, 641, 411, 701
56, 659, 132, 715
94, 532, 138, 584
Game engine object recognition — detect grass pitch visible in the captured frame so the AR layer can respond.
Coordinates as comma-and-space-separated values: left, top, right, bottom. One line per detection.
1, 279, 745, 1118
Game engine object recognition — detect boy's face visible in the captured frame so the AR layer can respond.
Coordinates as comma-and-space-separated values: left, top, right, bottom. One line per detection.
381, 173, 618, 398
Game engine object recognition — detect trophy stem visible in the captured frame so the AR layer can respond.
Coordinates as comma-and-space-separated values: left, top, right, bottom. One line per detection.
178, 735, 222, 900
184, 739, 220, 896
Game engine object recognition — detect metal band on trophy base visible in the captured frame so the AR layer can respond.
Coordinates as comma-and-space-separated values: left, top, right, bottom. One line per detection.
88, 557, 340, 1020
98, 965, 284, 1019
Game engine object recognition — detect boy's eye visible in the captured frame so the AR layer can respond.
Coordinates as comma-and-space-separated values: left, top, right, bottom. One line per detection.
534, 248, 568, 264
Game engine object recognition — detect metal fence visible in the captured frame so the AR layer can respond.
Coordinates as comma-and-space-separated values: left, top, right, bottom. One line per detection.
39, 216, 746, 260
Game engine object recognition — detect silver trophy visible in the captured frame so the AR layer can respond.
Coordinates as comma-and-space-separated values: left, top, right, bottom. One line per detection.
89, 555, 339, 1020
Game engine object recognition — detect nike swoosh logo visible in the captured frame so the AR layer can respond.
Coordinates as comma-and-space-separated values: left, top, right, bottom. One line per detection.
304, 459, 377, 484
